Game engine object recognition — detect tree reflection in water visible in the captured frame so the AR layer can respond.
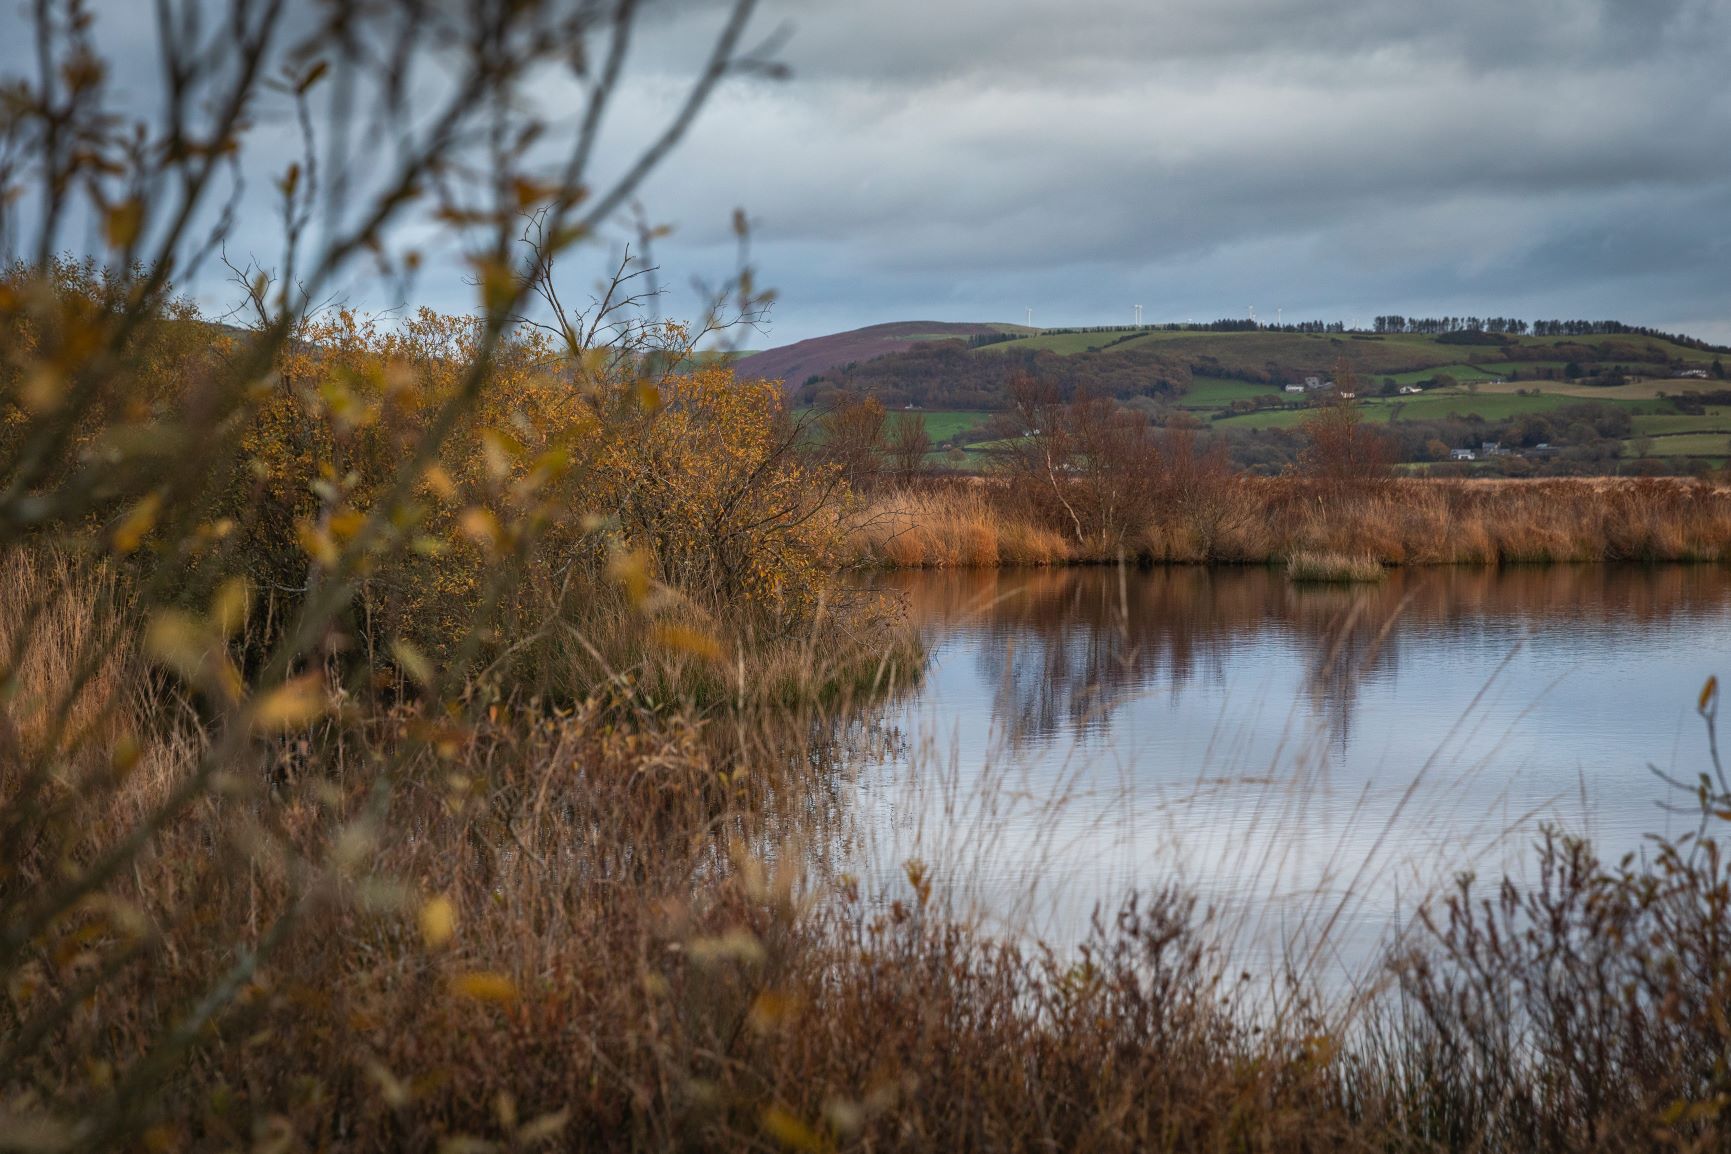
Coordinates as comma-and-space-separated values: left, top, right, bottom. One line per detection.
874, 564, 1731, 755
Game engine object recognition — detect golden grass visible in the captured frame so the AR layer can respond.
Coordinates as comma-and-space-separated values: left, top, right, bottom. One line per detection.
11, 539, 1731, 1150
1286, 550, 1386, 583
849, 486, 1070, 568
853, 477, 1731, 568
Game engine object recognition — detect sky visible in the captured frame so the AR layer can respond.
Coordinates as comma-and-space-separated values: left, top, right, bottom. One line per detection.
622, 0, 1731, 346
8, 0, 1731, 348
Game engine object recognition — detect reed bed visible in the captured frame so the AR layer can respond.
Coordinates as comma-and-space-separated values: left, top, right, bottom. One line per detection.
850, 477, 1731, 569
1286, 549, 1387, 583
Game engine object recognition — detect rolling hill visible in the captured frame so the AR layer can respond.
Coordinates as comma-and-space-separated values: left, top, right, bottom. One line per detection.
740, 321, 1726, 410
729, 320, 1028, 390
764, 320, 1731, 472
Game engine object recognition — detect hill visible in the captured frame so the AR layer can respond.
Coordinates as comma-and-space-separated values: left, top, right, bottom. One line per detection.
757, 322, 1727, 410
771, 321, 1731, 474
730, 320, 1027, 389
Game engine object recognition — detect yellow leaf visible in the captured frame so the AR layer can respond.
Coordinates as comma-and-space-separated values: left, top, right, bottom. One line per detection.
607, 548, 652, 606
144, 610, 211, 679
364, 1059, 412, 1109
110, 735, 141, 779
761, 1106, 829, 1153
516, 1109, 570, 1145
422, 464, 458, 501
111, 492, 163, 554
103, 198, 144, 249
652, 624, 723, 661
391, 639, 436, 688
210, 578, 251, 637
1701, 675, 1719, 713
22, 366, 63, 413
479, 428, 522, 480
450, 971, 517, 1004
328, 510, 367, 542
472, 257, 517, 317
419, 895, 456, 948
296, 520, 339, 568
460, 508, 501, 546
252, 675, 326, 731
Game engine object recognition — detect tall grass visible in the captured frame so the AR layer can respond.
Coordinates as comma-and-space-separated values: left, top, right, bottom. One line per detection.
1287, 550, 1387, 583
7, 1, 1731, 1144
15, 546, 1731, 1150
851, 476, 1731, 568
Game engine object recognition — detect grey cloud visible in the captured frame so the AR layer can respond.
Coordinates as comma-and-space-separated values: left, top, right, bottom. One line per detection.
5, 1, 1729, 345
617, 0, 1731, 344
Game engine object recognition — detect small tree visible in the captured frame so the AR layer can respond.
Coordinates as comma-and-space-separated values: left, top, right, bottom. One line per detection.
1299, 359, 1392, 489
820, 393, 887, 488
886, 411, 932, 481
998, 376, 1160, 551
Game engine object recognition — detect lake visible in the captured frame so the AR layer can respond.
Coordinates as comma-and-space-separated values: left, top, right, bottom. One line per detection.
851, 564, 1731, 988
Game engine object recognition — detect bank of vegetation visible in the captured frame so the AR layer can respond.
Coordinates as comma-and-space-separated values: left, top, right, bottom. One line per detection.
9, 4, 1731, 1153
835, 380, 1731, 570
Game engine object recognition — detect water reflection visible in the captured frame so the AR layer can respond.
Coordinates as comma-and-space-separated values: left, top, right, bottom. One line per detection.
855, 564, 1731, 981
879, 565, 1731, 755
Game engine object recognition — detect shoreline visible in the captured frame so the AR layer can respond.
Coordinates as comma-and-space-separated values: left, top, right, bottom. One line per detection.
849, 475, 1731, 570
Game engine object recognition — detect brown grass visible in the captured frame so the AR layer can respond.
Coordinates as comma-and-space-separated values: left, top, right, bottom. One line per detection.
0, 550, 1359, 1152
852, 477, 1731, 569
1286, 550, 1386, 583
11, 542, 1731, 1152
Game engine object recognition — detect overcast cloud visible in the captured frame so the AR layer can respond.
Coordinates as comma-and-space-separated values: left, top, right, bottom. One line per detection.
615, 0, 1731, 344
8, 0, 1730, 345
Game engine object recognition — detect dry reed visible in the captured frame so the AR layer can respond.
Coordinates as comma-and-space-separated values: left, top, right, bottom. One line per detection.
852, 477, 1731, 569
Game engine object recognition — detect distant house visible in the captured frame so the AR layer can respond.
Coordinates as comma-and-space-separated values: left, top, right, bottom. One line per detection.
1336, 391, 1357, 400
1680, 369, 1710, 380
1398, 385, 1423, 395
1482, 441, 1508, 457
1284, 384, 1306, 393
1450, 448, 1477, 461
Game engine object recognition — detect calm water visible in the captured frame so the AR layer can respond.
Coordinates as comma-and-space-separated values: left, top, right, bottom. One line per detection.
852, 565, 1731, 982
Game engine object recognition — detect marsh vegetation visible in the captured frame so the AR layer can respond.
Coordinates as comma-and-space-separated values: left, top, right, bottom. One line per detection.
4, 3, 1731, 1152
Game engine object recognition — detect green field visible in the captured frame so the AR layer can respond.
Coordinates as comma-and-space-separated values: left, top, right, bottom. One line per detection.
1211, 390, 1594, 429
971, 330, 1150, 356
793, 407, 995, 448
1632, 409, 1731, 437
1178, 376, 1285, 408
1624, 433, 1731, 458
1375, 364, 1504, 386
908, 409, 996, 442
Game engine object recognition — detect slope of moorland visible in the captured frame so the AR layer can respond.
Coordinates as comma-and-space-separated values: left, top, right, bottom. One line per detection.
776, 324, 1724, 406
730, 320, 1028, 389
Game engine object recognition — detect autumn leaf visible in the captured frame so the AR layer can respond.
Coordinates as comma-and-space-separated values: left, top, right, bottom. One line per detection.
252, 674, 326, 731
450, 972, 517, 1004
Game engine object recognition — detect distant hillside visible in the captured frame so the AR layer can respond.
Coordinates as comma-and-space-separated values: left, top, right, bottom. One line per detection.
775, 323, 1728, 411
731, 321, 1026, 388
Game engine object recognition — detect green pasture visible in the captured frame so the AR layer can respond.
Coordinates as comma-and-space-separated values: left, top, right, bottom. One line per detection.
907, 409, 997, 442
1624, 433, 1731, 458
1178, 376, 1285, 408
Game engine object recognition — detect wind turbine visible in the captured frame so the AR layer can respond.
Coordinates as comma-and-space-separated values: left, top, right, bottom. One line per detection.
1134, 304, 1143, 326
1026, 307, 1033, 329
